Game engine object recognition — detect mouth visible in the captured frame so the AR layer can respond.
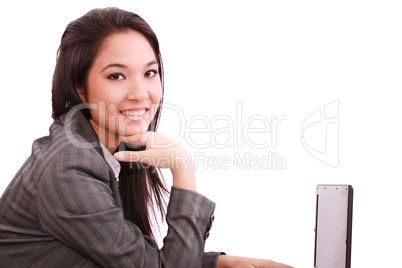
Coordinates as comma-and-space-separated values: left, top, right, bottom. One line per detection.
120, 108, 148, 121
121, 109, 146, 117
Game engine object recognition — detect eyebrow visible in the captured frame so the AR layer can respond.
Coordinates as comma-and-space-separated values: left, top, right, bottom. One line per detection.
101, 60, 158, 72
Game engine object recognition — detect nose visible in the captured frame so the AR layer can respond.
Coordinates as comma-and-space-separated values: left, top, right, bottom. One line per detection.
126, 78, 149, 102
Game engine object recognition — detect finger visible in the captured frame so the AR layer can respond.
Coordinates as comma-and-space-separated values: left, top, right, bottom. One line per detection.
114, 151, 141, 162
114, 150, 170, 168
274, 263, 294, 268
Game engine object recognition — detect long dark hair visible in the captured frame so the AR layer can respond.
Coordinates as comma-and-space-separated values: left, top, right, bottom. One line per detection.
51, 7, 168, 237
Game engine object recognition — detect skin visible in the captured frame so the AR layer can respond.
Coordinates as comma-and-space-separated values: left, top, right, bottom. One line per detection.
216, 255, 294, 268
78, 30, 196, 190
78, 30, 162, 154
79, 30, 293, 268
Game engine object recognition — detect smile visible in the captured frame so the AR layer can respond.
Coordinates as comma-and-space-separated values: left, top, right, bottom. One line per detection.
121, 109, 146, 117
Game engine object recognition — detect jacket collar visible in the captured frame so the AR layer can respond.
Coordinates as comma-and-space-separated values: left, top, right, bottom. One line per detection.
58, 105, 104, 158
57, 106, 122, 206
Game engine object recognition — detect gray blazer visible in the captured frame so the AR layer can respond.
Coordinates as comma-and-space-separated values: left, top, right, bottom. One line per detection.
0, 109, 222, 267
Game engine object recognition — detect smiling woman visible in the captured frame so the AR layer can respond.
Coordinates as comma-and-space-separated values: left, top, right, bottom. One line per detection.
0, 7, 293, 268
77, 31, 162, 152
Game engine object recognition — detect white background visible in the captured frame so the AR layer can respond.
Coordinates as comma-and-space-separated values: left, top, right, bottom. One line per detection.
1, 0, 401, 267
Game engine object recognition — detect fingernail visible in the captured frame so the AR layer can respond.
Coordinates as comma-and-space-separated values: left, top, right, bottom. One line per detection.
114, 152, 125, 161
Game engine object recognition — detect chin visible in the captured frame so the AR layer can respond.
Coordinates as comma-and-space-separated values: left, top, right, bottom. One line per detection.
120, 124, 149, 136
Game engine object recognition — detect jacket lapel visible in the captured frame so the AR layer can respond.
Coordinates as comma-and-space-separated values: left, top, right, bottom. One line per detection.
58, 108, 123, 208
59, 107, 104, 157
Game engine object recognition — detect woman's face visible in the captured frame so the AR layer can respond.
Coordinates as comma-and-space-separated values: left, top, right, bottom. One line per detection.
80, 30, 162, 150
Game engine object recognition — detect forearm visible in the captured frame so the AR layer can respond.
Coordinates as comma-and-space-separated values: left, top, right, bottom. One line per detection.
216, 255, 294, 268
160, 187, 216, 267
171, 157, 196, 191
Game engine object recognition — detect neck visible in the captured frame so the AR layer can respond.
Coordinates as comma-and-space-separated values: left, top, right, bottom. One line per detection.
89, 120, 120, 154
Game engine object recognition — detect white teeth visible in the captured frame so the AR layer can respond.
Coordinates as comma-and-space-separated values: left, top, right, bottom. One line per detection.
122, 109, 146, 117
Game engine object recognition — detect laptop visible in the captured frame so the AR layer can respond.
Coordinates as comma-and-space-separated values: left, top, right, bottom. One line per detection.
314, 184, 353, 268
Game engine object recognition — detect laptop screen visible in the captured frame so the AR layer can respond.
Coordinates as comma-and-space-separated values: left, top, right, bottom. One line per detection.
314, 185, 353, 268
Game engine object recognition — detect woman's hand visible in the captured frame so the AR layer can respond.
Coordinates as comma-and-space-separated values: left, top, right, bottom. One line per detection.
114, 131, 196, 191
216, 255, 294, 268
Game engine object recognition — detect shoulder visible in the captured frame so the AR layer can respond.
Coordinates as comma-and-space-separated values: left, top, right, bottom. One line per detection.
36, 140, 116, 214
30, 117, 109, 180
48, 141, 109, 174
33, 112, 114, 191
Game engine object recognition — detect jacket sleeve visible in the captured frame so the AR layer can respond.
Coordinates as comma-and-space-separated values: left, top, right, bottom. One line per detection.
203, 252, 226, 268
37, 146, 217, 268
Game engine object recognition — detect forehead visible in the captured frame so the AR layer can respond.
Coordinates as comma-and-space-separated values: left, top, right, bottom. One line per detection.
94, 30, 156, 67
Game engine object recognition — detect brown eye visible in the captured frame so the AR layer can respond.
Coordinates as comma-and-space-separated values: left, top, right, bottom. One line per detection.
145, 70, 157, 78
108, 73, 125, 80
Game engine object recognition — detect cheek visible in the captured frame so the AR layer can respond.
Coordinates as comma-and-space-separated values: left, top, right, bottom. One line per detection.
150, 87, 162, 117
87, 85, 126, 109
149, 84, 163, 104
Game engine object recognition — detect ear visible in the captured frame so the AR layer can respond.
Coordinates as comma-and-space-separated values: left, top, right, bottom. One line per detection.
76, 86, 86, 103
